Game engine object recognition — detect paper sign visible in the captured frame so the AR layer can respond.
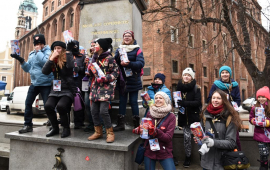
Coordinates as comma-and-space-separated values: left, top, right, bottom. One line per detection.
10, 40, 20, 55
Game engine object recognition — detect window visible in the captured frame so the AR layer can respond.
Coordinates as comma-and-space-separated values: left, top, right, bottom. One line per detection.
45, 7, 48, 16
58, 0, 61, 6
204, 86, 208, 103
70, 13, 74, 28
2, 76, 6, 82
54, 22, 57, 36
203, 67, 207, 77
211, 0, 215, 8
172, 84, 177, 92
62, 18, 65, 32
172, 60, 178, 73
170, 27, 176, 42
213, 23, 216, 31
202, 40, 206, 51
51, 1, 54, 11
189, 64, 194, 71
188, 35, 194, 48
223, 34, 227, 55
171, 0, 176, 8
214, 44, 217, 54
215, 69, 218, 78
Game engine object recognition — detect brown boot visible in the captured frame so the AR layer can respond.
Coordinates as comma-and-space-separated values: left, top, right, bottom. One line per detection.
106, 127, 115, 143
88, 125, 103, 141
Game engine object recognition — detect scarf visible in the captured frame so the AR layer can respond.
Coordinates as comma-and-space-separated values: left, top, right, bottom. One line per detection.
214, 79, 238, 91
91, 52, 111, 63
151, 83, 162, 90
150, 104, 172, 118
207, 104, 224, 116
119, 44, 140, 52
177, 79, 196, 93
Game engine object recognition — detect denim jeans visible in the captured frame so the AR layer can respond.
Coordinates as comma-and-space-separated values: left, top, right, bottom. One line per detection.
91, 101, 111, 128
119, 91, 139, 116
144, 156, 176, 170
24, 84, 51, 126
85, 91, 103, 125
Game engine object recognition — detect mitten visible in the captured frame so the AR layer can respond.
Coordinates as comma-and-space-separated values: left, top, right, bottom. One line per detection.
148, 99, 154, 106
74, 67, 79, 73
101, 77, 108, 83
177, 100, 186, 107
198, 143, 210, 155
10, 54, 24, 64
132, 126, 141, 135
66, 41, 76, 52
148, 124, 157, 136
96, 77, 104, 84
202, 137, 214, 147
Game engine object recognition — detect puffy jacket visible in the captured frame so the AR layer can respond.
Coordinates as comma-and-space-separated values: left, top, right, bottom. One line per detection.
22, 45, 53, 86
114, 40, 144, 92
147, 84, 172, 101
90, 53, 119, 102
144, 112, 176, 160
73, 53, 86, 90
249, 103, 270, 143
42, 52, 76, 101
176, 79, 202, 126
201, 110, 237, 170
207, 79, 241, 106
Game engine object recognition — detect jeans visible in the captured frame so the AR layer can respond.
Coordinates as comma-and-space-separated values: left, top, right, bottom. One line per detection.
144, 156, 176, 170
24, 84, 51, 126
45, 96, 72, 128
84, 91, 93, 124
91, 101, 111, 128
119, 91, 139, 116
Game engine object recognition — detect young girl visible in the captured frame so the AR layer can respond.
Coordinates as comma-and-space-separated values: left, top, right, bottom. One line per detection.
87, 38, 119, 143
249, 86, 270, 170
176, 67, 201, 168
200, 89, 241, 170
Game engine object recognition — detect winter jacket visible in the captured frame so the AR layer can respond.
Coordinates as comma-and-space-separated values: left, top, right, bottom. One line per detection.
144, 112, 176, 160
90, 53, 119, 102
201, 110, 237, 170
114, 40, 144, 92
42, 52, 76, 101
147, 84, 172, 101
207, 79, 241, 106
249, 103, 270, 143
176, 79, 202, 126
22, 45, 53, 86
73, 53, 86, 90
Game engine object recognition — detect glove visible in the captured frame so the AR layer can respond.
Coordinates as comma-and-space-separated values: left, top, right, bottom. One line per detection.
101, 77, 107, 83
74, 67, 79, 73
202, 137, 214, 147
177, 100, 186, 107
132, 125, 141, 135
10, 54, 24, 64
198, 143, 210, 155
148, 124, 157, 136
66, 41, 76, 52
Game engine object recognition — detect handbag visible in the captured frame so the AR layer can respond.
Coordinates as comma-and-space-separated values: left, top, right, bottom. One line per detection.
134, 113, 171, 165
205, 118, 250, 169
73, 87, 85, 112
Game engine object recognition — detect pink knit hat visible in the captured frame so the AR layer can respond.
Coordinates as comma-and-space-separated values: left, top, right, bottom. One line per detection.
256, 86, 270, 100
123, 30, 134, 39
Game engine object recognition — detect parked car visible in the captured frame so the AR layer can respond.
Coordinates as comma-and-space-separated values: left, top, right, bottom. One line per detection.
0, 97, 8, 111
6, 86, 45, 115
242, 97, 256, 112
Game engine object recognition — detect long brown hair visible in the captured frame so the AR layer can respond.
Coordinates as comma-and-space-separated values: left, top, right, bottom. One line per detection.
201, 89, 242, 130
50, 48, 67, 69
254, 99, 270, 118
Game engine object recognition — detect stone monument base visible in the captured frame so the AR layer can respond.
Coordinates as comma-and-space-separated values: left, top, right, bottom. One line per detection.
5, 126, 141, 170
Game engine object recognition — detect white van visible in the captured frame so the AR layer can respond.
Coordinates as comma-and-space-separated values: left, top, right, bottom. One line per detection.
6, 86, 46, 115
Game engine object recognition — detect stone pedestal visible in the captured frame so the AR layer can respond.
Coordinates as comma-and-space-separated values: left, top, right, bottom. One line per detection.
5, 126, 141, 170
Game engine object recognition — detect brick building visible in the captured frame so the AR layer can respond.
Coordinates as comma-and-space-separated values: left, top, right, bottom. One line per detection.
142, 0, 267, 104
14, 0, 80, 87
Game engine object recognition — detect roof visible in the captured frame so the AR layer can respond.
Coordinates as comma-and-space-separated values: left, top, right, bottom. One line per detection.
19, 0, 38, 13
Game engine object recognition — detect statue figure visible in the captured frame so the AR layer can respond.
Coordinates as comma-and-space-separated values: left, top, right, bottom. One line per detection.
52, 148, 67, 170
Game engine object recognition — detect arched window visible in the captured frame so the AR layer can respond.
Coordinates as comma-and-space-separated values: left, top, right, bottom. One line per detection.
52, 19, 57, 37
204, 86, 208, 103
60, 14, 65, 32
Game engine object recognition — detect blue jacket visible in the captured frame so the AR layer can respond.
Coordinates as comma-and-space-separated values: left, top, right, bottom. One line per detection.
207, 79, 241, 106
21, 45, 53, 86
147, 84, 172, 101
114, 40, 144, 92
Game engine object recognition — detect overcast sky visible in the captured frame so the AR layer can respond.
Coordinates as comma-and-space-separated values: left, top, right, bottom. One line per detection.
0, 0, 269, 53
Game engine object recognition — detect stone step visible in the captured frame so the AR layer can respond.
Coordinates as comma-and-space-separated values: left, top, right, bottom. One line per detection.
0, 143, 9, 158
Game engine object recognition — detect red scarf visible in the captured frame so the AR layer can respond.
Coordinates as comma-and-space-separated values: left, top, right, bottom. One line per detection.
207, 104, 224, 115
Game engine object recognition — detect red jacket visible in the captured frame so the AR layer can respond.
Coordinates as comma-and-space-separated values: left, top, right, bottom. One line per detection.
249, 103, 270, 143
144, 112, 176, 160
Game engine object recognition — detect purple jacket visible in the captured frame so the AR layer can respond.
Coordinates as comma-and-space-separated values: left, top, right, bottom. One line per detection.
144, 112, 176, 160
249, 104, 270, 143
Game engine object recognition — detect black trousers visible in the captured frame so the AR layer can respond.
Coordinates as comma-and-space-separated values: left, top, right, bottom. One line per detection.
45, 96, 72, 128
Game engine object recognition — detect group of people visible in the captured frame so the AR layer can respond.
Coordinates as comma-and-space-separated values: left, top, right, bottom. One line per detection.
9, 31, 270, 170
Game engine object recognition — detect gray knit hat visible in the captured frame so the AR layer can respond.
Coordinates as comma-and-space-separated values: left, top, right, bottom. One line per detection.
155, 91, 171, 105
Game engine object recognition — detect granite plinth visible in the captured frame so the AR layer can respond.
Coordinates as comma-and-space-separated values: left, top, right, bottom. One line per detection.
5, 126, 141, 170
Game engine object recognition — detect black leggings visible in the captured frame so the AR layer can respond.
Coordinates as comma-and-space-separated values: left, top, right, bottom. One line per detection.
45, 96, 72, 128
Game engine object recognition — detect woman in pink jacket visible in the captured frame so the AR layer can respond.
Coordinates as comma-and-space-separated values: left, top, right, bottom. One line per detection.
249, 86, 270, 170
133, 91, 176, 170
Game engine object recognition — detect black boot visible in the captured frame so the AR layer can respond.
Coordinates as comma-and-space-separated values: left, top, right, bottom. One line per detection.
258, 156, 268, 170
113, 115, 125, 132
183, 156, 191, 168
132, 115, 140, 129
61, 127, 70, 138
46, 127, 59, 137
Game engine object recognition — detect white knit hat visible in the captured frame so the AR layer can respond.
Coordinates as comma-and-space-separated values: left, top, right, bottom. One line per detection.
155, 91, 171, 105
182, 67, 195, 79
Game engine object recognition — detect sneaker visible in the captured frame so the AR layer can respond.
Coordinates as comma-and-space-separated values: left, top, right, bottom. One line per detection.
19, 126, 33, 134
183, 156, 191, 168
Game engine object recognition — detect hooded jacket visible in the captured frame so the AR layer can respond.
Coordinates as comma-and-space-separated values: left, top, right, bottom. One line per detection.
21, 45, 54, 86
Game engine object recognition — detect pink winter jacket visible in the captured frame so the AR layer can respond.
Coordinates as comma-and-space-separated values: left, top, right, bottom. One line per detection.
144, 112, 176, 160
249, 103, 270, 143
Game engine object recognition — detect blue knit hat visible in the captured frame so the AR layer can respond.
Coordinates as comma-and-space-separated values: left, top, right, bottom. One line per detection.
154, 73, 166, 84
219, 66, 232, 77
